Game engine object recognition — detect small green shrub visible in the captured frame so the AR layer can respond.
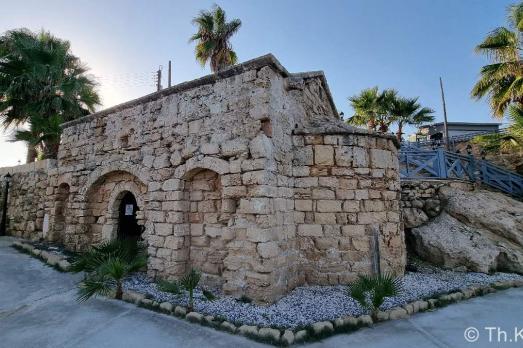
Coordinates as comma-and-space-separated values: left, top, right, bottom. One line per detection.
158, 279, 182, 295
237, 294, 252, 303
73, 240, 146, 302
180, 268, 201, 312
348, 272, 403, 322
202, 289, 216, 301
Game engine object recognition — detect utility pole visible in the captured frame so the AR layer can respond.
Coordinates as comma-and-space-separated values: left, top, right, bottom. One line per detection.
439, 77, 450, 150
168, 60, 172, 88
156, 66, 162, 91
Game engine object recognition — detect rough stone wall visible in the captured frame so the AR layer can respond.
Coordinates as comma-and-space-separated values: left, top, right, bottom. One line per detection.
292, 134, 404, 283
1, 55, 405, 303
401, 180, 474, 229
0, 160, 56, 240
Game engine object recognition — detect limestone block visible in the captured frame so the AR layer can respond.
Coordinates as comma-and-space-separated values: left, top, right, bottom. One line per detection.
311, 321, 334, 335
316, 200, 342, 212
221, 138, 248, 157
314, 145, 334, 165
238, 325, 258, 337
297, 224, 323, 237
155, 223, 173, 236
257, 241, 280, 258
249, 133, 273, 159
258, 327, 281, 342
353, 147, 369, 167
186, 312, 204, 323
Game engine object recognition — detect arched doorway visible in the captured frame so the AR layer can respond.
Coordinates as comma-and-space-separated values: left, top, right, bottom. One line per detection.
117, 191, 142, 242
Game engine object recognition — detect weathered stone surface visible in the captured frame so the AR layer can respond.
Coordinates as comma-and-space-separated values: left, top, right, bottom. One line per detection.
122, 290, 145, 304
357, 315, 373, 326
388, 307, 408, 320
237, 325, 258, 337
258, 327, 281, 342
311, 321, 334, 335
159, 302, 173, 313
403, 208, 429, 229
281, 330, 294, 346
174, 306, 187, 317
220, 321, 237, 333
294, 330, 308, 342
411, 212, 523, 274
186, 312, 204, 323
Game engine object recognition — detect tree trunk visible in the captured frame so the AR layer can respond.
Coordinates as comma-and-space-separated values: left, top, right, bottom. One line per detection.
115, 282, 123, 300
396, 123, 403, 142
26, 144, 37, 163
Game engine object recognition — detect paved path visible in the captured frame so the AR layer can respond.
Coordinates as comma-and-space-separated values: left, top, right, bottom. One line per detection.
0, 237, 266, 348
2, 236, 523, 348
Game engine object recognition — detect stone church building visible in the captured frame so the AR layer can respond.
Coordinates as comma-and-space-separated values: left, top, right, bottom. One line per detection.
0, 54, 405, 303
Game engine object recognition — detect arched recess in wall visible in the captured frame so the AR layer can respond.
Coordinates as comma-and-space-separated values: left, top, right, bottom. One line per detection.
51, 183, 70, 243
181, 167, 236, 289
82, 171, 147, 249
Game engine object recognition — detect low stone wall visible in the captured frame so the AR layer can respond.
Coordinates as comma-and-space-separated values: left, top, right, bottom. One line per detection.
0, 160, 56, 240
400, 179, 474, 229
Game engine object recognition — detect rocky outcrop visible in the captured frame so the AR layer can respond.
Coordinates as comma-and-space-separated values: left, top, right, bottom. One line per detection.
408, 186, 523, 274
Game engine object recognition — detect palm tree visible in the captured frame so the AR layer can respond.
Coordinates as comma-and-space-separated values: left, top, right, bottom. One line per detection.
347, 87, 380, 131
348, 273, 403, 322
190, 5, 242, 73
472, 103, 523, 153
375, 89, 398, 133
72, 240, 146, 301
472, 3, 523, 117
347, 87, 397, 132
0, 28, 100, 161
391, 97, 435, 142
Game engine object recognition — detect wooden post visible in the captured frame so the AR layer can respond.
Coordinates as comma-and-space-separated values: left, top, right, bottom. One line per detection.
439, 77, 450, 150
436, 148, 448, 178
371, 227, 381, 276
168, 60, 172, 88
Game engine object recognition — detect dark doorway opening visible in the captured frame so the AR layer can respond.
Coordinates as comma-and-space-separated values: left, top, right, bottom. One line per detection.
117, 192, 142, 241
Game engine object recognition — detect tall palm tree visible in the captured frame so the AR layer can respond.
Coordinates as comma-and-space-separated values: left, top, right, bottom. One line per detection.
472, 2, 523, 117
375, 88, 398, 133
0, 28, 100, 162
390, 97, 435, 142
190, 5, 242, 73
347, 87, 397, 132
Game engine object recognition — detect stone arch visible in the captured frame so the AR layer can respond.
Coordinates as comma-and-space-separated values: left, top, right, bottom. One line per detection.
180, 166, 235, 289
103, 181, 147, 242
174, 156, 230, 180
80, 161, 150, 197
80, 170, 148, 249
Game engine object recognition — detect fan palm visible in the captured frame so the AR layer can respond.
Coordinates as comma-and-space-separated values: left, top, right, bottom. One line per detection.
190, 5, 242, 72
472, 103, 523, 152
72, 240, 146, 301
347, 87, 397, 132
391, 97, 435, 142
348, 273, 403, 322
472, 3, 523, 117
0, 28, 100, 161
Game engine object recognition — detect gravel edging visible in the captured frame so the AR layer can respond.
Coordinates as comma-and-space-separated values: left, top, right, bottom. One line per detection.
119, 279, 523, 346
12, 240, 71, 272
10, 239, 523, 346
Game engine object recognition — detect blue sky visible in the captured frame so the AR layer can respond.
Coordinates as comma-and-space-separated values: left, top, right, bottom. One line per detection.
0, 0, 514, 166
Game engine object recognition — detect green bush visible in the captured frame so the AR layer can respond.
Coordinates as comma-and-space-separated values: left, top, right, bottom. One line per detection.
180, 268, 201, 312
73, 240, 146, 302
348, 273, 403, 321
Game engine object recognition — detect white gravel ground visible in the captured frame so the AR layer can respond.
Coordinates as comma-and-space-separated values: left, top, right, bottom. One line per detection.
123, 265, 523, 329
